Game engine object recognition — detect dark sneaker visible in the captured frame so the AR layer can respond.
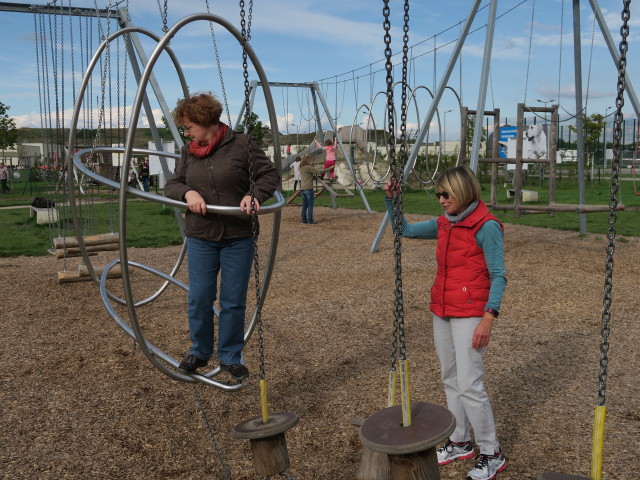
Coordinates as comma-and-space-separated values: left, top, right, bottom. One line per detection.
220, 363, 249, 381
308, 220, 317, 224
437, 439, 475, 465
466, 450, 507, 480
178, 354, 208, 374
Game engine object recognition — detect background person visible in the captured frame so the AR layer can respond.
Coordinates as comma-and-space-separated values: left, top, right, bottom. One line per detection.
384, 165, 508, 480
0, 162, 10, 193
139, 157, 150, 192
164, 93, 280, 381
314, 137, 337, 181
290, 155, 301, 191
299, 154, 333, 224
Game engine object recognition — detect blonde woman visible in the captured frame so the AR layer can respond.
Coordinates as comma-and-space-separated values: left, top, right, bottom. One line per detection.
385, 165, 508, 480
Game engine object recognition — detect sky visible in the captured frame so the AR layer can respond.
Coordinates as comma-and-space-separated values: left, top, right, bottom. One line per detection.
0, 0, 638, 143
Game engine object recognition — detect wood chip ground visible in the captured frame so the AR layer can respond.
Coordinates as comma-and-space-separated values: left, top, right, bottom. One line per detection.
1, 206, 638, 479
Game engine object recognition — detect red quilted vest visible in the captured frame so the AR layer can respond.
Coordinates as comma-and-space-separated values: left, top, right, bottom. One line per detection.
430, 200, 503, 318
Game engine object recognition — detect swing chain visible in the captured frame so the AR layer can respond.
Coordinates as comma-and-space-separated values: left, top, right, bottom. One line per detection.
397, 0, 410, 362
156, 0, 168, 32
382, 0, 400, 372
598, 0, 630, 407
239, 0, 266, 381
192, 385, 232, 480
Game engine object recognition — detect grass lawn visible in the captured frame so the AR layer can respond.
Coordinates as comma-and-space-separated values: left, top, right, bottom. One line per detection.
1, 171, 639, 257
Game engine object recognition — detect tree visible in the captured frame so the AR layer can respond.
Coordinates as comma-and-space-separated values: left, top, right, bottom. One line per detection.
466, 115, 487, 158
569, 113, 607, 170
235, 112, 271, 146
0, 101, 18, 163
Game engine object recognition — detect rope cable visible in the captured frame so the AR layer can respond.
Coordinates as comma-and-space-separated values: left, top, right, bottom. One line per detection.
523, 0, 536, 105
205, 0, 232, 127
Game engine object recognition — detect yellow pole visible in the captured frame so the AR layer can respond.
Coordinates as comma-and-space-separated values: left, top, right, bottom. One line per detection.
260, 379, 269, 424
590, 405, 606, 480
399, 359, 412, 427
387, 369, 396, 407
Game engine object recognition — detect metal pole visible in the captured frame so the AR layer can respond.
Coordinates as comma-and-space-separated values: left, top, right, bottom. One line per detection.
588, 0, 640, 119
371, 0, 484, 253
573, 0, 587, 234
312, 83, 372, 213
443, 109, 453, 155
470, 0, 499, 173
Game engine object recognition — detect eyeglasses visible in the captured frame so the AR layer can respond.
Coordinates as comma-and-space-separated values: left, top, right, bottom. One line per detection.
435, 191, 450, 200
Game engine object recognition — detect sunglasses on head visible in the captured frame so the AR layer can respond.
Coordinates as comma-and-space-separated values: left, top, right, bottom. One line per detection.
435, 191, 450, 200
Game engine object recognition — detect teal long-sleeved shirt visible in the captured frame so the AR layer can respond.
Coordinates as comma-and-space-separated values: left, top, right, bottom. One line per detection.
384, 197, 507, 313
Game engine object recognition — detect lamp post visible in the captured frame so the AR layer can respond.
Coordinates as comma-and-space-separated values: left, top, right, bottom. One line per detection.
291, 123, 300, 152
443, 109, 453, 155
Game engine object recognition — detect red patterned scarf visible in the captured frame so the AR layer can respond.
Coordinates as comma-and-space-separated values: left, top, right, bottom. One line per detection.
189, 123, 228, 158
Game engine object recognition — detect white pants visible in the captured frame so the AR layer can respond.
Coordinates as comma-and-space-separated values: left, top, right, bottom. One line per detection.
432, 314, 499, 455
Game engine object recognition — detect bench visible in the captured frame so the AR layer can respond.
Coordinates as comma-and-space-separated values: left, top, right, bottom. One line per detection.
507, 189, 539, 202
30, 206, 59, 225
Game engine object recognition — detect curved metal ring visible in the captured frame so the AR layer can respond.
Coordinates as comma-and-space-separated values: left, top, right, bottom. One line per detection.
65, 25, 188, 288
349, 103, 377, 187
365, 90, 393, 185
407, 85, 442, 185
119, 14, 284, 387
66, 16, 284, 388
98, 260, 241, 391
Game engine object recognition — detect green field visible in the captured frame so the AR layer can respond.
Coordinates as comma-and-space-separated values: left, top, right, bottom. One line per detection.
1, 168, 638, 257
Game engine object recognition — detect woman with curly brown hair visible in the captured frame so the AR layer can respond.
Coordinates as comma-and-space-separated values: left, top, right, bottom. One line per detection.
165, 93, 280, 381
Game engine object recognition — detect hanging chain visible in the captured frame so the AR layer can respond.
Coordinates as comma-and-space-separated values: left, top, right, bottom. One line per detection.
156, 0, 168, 32
192, 385, 232, 480
382, 0, 400, 373
397, 0, 410, 362
205, 0, 232, 127
597, 0, 630, 408
240, 0, 266, 381
384, 0, 410, 369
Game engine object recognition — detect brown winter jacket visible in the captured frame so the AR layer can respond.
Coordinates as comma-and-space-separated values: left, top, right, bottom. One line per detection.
164, 129, 280, 241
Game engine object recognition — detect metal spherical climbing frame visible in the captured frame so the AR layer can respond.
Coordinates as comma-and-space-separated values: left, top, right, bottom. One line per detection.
65, 15, 285, 390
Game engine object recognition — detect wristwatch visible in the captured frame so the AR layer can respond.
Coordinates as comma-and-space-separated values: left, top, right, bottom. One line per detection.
485, 308, 499, 318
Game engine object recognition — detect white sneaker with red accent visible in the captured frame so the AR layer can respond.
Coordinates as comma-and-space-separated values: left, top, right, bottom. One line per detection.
466, 450, 507, 480
436, 439, 475, 465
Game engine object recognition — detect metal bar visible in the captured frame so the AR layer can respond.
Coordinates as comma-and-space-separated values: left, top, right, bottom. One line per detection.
0, 1, 118, 17
470, 0, 499, 172
371, 0, 484, 254
116, 8, 184, 152
312, 83, 372, 213
573, 0, 587, 234
588, 0, 640, 118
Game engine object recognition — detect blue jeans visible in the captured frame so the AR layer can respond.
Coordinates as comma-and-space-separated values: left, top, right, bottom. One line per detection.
141, 177, 150, 192
186, 236, 254, 365
301, 189, 314, 223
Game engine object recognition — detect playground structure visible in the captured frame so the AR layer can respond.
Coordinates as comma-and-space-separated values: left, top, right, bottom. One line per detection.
0, 0, 636, 478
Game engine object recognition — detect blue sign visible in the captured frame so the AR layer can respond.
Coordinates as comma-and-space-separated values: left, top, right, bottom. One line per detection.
499, 126, 518, 158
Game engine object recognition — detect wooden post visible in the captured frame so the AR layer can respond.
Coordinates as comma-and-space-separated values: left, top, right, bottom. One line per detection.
389, 449, 440, 480
491, 108, 501, 205
247, 433, 290, 475
53, 232, 119, 249
232, 411, 299, 476
356, 448, 391, 480
461, 107, 469, 161
359, 403, 455, 480
549, 105, 559, 204
514, 103, 524, 218
539, 473, 588, 480
55, 243, 119, 258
